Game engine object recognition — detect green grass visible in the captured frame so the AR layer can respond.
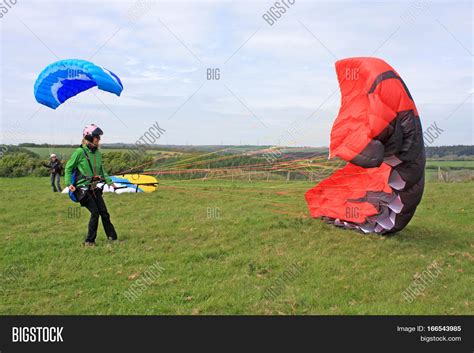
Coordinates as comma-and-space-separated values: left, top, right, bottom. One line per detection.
0, 177, 472, 315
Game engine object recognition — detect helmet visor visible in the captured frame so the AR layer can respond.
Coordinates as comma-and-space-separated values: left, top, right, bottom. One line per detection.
91, 126, 103, 137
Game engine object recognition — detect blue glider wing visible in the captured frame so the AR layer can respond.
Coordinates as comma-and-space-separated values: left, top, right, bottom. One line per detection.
34, 59, 123, 109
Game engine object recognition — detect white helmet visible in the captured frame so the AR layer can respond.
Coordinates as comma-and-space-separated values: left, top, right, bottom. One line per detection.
50, 154, 57, 158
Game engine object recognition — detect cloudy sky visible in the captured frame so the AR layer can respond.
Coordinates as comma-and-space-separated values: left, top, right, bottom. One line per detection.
0, 0, 472, 146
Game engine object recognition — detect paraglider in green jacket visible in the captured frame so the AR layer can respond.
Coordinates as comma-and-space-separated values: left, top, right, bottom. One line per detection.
65, 144, 113, 188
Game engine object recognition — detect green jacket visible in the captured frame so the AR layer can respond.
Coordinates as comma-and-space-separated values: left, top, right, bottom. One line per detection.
65, 145, 113, 187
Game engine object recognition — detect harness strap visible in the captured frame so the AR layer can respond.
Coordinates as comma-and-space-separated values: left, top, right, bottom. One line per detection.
80, 146, 100, 197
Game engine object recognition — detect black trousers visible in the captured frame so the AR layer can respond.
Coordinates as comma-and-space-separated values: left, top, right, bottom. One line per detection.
80, 189, 117, 243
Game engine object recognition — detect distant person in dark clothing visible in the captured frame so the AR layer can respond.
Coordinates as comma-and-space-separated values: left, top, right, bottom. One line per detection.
43, 154, 62, 192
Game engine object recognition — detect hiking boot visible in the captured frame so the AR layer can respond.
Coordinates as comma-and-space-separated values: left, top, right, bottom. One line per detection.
83, 241, 96, 247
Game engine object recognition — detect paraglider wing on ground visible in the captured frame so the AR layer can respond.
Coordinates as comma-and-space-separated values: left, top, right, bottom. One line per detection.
305, 57, 425, 234
62, 174, 159, 196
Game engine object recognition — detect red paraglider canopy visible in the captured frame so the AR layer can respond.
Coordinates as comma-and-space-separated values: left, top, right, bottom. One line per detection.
330, 57, 418, 162
306, 163, 392, 223
306, 57, 425, 234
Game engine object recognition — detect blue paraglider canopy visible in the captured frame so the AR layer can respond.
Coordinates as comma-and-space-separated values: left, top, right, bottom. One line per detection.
34, 59, 123, 109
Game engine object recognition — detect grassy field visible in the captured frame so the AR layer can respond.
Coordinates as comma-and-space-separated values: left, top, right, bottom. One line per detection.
0, 177, 472, 315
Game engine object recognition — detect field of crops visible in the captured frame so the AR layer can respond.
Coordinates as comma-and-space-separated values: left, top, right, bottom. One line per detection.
24, 146, 183, 160
23, 147, 127, 159
426, 160, 474, 169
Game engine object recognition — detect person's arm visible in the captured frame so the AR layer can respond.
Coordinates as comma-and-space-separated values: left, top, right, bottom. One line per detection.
65, 149, 82, 186
42, 161, 51, 168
